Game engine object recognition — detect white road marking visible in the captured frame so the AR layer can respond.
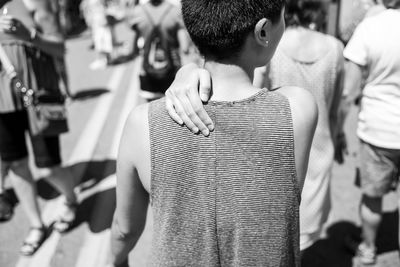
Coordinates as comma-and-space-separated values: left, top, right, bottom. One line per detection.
74, 59, 141, 267
15, 64, 127, 267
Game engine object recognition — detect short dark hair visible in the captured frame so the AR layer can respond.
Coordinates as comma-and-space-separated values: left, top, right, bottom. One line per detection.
181, 0, 285, 60
285, 0, 326, 31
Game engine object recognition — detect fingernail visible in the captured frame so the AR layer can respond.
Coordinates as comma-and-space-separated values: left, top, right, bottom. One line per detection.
202, 129, 210, 136
201, 94, 208, 101
208, 124, 214, 131
193, 127, 199, 133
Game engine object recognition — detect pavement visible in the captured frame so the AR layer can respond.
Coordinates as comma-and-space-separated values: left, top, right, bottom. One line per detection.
0, 24, 399, 267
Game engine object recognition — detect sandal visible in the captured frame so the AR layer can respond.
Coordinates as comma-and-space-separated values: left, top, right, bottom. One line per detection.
0, 192, 13, 222
53, 201, 78, 233
20, 226, 48, 256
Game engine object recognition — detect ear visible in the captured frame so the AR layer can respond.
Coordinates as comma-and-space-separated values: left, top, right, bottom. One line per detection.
254, 18, 271, 47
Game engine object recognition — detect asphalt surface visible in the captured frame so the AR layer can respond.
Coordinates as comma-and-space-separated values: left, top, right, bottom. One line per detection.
0, 24, 399, 267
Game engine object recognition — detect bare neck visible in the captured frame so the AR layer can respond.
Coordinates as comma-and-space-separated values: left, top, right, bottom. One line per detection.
203, 61, 261, 102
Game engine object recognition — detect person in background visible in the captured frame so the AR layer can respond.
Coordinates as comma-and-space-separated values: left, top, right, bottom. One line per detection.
0, 0, 77, 256
82, 0, 117, 70
110, 0, 318, 266
127, 0, 189, 101
342, 0, 400, 264
365, 0, 386, 17
0, 159, 12, 222
163, 0, 344, 255
256, 0, 344, 253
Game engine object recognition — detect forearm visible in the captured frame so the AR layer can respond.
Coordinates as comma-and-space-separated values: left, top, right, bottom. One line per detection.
110, 218, 144, 266
31, 31, 65, 58
341, 61, 363, 122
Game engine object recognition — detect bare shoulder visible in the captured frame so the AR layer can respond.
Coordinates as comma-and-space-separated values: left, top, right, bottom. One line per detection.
121, 103, 150, 164
126, 103, 149, 128
276, 86, 318, 145
275, 86, 318, 190
276, 86, 318, 123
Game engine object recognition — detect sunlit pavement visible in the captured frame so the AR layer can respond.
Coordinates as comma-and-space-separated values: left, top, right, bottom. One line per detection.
0, 24, 399, 267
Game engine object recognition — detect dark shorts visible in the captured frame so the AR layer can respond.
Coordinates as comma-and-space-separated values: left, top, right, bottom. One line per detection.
359, 140, 400, 197
0, 111, 61, 168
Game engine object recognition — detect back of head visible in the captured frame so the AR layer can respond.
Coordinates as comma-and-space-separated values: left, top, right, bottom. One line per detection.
285, 0, 326, 31
181, 0, 285, 60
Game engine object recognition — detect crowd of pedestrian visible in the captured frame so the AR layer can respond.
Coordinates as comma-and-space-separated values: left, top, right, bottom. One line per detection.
0, 0, 399, 267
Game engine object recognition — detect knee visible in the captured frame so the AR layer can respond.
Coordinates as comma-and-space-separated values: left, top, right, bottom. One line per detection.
8, 158, 29, 172
37, 165, 62, 180
361, 195, 383, 218
7, 158, 33, 180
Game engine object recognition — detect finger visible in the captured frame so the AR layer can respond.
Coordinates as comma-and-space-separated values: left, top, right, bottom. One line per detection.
178, 92, 210, 136
198, 69, 212, 102
187, 88, 213, 134
165, 92, 183, 125
173, 94, 200, 134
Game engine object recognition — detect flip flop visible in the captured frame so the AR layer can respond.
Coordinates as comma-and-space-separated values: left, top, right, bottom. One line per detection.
53, 202, 78, 233
20, 226, 48, 256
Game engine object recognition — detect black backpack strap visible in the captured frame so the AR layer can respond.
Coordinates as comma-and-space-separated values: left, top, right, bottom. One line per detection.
142, 3, 173, 27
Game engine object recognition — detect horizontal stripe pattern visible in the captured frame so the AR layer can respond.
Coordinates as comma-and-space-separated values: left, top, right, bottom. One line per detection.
149, 89, 300, 266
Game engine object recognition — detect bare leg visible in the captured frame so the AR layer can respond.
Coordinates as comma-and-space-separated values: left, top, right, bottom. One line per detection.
39, 165, 77, 232
8, 158, 43, 228
0, 160, 6, 193
0, 160, 14, 221
360, 195, 382, 249
39, 165, 77, 204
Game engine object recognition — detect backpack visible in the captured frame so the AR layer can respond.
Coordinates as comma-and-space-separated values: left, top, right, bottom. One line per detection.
141, 4, 176, 81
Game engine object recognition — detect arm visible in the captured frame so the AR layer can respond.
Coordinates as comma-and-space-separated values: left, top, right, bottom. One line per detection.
340, 60, 363, 121
330, 54, 346, 163
129, 29, 140, 58
25, 0, 66, 58
127, 9, 140, 58
278, 86, 318, 191
0, 1, 65, 58
110, 105, 150, 266
177, 28, 190, 65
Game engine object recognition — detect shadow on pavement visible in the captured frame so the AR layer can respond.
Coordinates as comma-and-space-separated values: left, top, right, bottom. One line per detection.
73, 188, 116, 233
302, 221, 358, 267
376, 210, 399, 254
37, 159, 116, 200
70, 88, 110, 101
302, 214, 399, 267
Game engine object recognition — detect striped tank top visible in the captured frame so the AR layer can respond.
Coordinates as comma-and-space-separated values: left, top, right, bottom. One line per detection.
148, 89, 300, 266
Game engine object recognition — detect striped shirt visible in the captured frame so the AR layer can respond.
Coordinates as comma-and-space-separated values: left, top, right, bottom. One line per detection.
148, 89, 300, 266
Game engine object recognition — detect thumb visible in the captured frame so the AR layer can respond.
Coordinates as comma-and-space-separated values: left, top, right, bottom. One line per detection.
198, 69, 212, 102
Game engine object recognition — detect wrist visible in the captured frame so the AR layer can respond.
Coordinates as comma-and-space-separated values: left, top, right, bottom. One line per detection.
29, 28, 37, 43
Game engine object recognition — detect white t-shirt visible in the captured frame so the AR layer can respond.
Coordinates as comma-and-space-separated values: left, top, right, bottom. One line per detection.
344, 9, 400, 149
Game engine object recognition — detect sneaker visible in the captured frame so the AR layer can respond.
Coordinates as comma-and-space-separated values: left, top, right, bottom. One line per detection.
356, 242, 377, 265
0, 192, 13, 222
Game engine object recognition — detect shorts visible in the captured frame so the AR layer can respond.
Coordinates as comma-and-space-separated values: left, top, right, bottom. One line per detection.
0, 111, 61, 168
359, 140, 400, 197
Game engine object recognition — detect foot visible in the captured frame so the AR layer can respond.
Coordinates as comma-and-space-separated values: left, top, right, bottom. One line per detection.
53, 201, 78, 233
0, 192, 13, 222
20, 226, 48, 256
357, 242, 377, 265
